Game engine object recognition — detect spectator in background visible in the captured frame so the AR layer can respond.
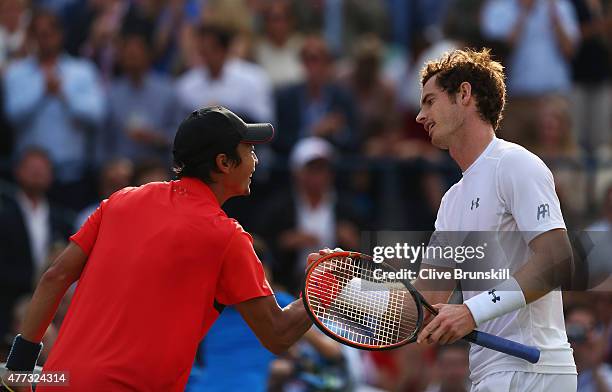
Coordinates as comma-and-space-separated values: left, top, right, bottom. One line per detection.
566, 305, 612, 392
588, 184, 612, 232
267, 329, 348, 391
480, 0, 580, 143
289, 0, 387, 58
74, 158, 134, 230
122, 0, 191, 74
198, 0, 257, 60
106, 31, 180, 163
260, 137, 361, 293
0, 78, 13, 180
176, 24, 273, 122
570, 0, 612, 158
530, 97, 588, 227
132, 157, 170, 186
274, 35, 357, 155
77, 0, 128, 83
341, 0, 388, 56
254, 0, 304, 90
575, 184, 612, 290
3, 9, 105, 210
423, 342, 471, 392
0, 0, 29, 70
339, 34, 400, 157
0, 147, 73, 350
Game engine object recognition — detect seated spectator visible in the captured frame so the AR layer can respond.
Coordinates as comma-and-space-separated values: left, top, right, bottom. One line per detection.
574, 184, 612, 290
566, 304, 612, 391
254, 0, 304, 89
273, 35, 358, 155
176, 24, 273, 123
570, 0, 612, 158
530, 97, 588, 227
0, 147, 74, 347
423, 342, 471, 392
106, 30, 180, 164
260, 137, 361, 293
132, 157, 171, 186
0, 78, 13, 180
480, 0, 580, 143
338, 34, 400, 158
0, 0, 29, 70
74, 158, 134, 230
268, 328, 348, 391
120, 0, 190, 74
3, 9, 105, 210
77, 0, 128, 83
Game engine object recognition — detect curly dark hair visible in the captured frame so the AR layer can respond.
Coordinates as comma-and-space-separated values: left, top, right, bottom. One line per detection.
421, 48, 506, 130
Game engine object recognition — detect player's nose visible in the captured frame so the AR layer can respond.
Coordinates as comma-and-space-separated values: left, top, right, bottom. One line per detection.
416, 109, 426, 124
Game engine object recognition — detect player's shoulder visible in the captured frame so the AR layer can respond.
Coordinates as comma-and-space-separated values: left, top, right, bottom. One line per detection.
106, 181, 169, 203
214, 217, 255, 248
438, 180, 463, 211
494, 139, 550, 174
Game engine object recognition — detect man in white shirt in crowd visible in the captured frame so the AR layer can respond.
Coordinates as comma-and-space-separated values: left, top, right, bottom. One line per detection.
414, 48, 576, 391
175, 24, 273, 124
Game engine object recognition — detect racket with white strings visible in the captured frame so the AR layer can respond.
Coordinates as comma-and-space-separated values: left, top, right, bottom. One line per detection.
302, 251, 540, 363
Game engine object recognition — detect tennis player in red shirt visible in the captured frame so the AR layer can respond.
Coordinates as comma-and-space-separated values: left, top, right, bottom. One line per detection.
1, 107, 315, 391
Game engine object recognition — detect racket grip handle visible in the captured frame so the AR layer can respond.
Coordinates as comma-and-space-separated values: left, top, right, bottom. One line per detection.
464, 330, 541, 364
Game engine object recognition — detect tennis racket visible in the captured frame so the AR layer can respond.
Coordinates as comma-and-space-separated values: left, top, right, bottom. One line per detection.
302, 251, 540, 363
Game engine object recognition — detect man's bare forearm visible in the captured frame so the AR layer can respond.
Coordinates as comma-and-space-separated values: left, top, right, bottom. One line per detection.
277, 299, 313, 347
20, 272, 73, 342
514, 229, 573, 303
413, 265, 455, 306
236, 295, 312, 354
20, 243, 87, 342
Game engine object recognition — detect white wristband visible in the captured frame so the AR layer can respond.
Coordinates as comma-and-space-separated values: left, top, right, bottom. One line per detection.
464, 277, 526, 327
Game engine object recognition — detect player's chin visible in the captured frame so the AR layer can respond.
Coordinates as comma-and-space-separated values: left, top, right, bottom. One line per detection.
431, 134, 449, 150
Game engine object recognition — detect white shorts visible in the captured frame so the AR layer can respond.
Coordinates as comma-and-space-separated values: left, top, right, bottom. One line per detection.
470, 371, 577, 392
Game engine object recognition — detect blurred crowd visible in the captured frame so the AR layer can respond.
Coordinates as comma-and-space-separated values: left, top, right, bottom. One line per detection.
1, 0, 612, 391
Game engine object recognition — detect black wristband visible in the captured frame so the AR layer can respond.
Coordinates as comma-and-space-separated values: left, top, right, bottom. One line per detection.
5, 334, 43, 371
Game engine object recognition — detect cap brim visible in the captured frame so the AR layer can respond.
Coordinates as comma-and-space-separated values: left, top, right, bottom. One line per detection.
243, 123, 274, 144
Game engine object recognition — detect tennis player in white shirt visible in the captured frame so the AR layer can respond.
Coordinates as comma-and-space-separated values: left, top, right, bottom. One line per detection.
413, 49, 577, 391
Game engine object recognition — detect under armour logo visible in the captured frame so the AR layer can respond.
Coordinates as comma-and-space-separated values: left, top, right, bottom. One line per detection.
537, 204, 550, 221
471, 198, 480, 210
488, 289, 500, 303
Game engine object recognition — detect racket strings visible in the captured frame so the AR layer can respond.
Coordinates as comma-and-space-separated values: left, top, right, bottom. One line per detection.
306, 256, 420, 347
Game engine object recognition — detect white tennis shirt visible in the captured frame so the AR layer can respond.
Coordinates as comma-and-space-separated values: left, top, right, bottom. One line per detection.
426, 137, 576, 383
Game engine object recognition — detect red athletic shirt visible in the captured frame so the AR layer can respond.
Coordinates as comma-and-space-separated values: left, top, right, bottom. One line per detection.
38, 178, 273, 391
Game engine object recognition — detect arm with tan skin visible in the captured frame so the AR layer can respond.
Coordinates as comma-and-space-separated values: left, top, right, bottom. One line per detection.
507, 0, 534, 47
412, 266, 456, 324
235, 296, 312, 355
235, 250, 335, 354
417, 229, 573, 345
1, 243, 87, 392
547, 0, 577, 59
17, 242, 87, 343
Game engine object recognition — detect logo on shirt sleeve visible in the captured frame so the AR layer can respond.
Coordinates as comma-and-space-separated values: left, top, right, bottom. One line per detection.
471, 197, 480, 210
537, 203, 550, 220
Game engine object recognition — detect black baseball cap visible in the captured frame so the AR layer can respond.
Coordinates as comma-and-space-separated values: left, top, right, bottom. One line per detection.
173, 106, 274, 165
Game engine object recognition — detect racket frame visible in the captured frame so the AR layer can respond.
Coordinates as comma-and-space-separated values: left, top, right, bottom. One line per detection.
302, 251, 424, 351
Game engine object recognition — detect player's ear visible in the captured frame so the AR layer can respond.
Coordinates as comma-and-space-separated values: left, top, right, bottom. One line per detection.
215, 153, 231, 174
459, 82, 472, 105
